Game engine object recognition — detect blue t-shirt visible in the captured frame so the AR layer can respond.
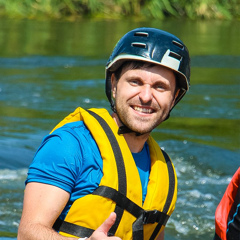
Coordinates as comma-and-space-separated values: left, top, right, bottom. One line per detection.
26, 121, 151, 219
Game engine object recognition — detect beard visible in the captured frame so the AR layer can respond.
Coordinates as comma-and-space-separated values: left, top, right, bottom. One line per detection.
115, 101, 163, 135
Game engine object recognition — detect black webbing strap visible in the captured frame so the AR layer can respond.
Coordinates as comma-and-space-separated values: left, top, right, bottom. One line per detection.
86, 110, 127, 235
93, 185, 170, 239
92, 186, 144, 218
92, 185, 169, 225
161, 150, 175, 213
53, 218, 94, 237
149, 150, 176, 240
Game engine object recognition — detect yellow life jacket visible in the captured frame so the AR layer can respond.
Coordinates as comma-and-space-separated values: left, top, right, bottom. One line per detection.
52, 107, 177, 240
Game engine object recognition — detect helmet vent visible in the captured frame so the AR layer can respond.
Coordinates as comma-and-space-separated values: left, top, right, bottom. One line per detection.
131, 42, 147, 49
134, 31, 149, 37
172, 40, 184, 49
169, 51, 182, 61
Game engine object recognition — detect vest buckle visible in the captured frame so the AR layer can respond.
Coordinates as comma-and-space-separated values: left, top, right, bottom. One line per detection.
143, 210, 159, 224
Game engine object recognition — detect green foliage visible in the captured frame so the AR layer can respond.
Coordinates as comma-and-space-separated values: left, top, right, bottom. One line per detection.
179, 0, 238, 19
0, 0, 239, 19
0, 231, 17, 237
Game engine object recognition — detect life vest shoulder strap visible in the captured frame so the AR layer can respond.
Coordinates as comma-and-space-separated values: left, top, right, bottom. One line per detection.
86, 110, 127, 235
161, 150, 176, 213
148, 149, 175, 240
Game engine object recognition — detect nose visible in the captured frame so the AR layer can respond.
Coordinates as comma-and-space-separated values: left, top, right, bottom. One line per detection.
138, 84, 153, 103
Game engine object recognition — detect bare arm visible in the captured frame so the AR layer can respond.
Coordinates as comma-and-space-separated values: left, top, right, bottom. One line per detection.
18, 182, 75, 240
156, 230, 164, 240
18, 182, 121, 240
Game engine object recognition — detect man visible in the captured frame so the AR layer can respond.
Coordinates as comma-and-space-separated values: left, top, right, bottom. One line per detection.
18, 27, 190, 240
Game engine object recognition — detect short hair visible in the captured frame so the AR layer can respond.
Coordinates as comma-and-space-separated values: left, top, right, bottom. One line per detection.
113, 61, 155, 81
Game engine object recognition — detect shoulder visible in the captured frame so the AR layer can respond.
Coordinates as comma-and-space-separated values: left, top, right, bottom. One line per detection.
27, 120, 101, 192
51, 120, 88, 137
36, 120, 99, 166
46, 120, 94, 148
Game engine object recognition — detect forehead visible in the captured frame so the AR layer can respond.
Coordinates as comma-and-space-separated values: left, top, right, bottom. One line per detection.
121, 63, 176, 84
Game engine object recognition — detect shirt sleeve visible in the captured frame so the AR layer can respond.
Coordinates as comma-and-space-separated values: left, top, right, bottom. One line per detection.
26, 125, 85, 194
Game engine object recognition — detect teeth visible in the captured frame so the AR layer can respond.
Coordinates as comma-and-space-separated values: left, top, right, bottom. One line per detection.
133, 106, 153, 113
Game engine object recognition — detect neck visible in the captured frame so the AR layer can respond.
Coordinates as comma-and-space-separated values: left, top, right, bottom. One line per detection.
112, 112, 149, 153
123, 132, 149, 153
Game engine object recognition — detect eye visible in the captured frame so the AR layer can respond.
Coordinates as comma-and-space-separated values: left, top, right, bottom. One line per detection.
129, 79, 142, 86
154, 83, 166, 91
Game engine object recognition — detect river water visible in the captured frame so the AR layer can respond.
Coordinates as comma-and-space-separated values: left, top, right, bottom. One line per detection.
0, 18, 239, 239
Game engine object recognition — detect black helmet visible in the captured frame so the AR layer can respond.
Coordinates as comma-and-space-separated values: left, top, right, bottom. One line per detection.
105, 27, 190, 110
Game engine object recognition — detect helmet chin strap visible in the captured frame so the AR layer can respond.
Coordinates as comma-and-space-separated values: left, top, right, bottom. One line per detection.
112, 104, 144, 136
118, 125, 138, 135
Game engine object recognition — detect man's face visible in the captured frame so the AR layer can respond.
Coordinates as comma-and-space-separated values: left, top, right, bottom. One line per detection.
111, 64, 177, 134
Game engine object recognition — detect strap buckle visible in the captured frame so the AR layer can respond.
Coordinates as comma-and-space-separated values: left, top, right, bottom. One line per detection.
143, 210, 159, 224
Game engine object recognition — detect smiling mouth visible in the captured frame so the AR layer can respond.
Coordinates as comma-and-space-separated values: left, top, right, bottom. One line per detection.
132, 106, 154, 114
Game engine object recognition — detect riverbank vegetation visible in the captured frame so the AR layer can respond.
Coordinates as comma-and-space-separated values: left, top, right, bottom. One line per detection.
0, 0, 239, 20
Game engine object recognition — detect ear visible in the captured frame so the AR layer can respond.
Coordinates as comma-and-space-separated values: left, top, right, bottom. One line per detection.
111, 74, 117, 99
171, 88, 180, 109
